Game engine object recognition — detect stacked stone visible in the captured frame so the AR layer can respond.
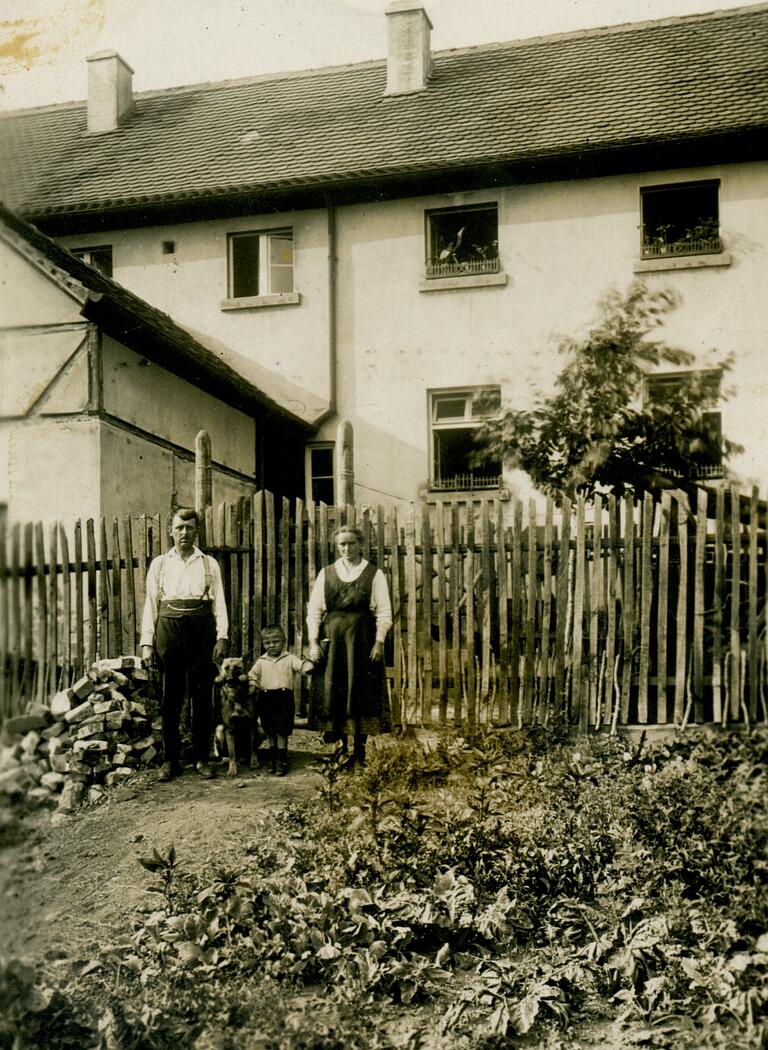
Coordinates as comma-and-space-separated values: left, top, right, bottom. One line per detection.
0, 656, 161, 813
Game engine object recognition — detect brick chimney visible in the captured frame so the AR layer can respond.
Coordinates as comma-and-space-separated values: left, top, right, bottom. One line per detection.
385, 1, 433, 96
86, 51, 134, 133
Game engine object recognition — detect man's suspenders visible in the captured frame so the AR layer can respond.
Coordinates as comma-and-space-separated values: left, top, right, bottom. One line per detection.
157, 553, 215, 602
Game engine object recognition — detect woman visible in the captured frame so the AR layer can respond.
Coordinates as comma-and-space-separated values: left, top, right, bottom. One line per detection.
307, 525, 393, 765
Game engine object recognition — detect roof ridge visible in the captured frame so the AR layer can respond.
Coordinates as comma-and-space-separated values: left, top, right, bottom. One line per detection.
1, 1, 765, 116
436, 1, 768, 58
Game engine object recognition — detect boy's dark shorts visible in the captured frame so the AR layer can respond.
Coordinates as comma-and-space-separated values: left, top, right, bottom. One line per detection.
257, 689, 295, 737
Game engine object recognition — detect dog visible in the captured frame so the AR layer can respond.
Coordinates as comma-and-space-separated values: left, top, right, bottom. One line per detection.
213, 657, 263, 776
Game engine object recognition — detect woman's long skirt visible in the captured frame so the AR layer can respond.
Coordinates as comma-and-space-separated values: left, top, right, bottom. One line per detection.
309, 608, 388, 736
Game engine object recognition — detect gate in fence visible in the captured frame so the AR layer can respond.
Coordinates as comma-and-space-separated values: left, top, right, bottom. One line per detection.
1, 486, 766, 730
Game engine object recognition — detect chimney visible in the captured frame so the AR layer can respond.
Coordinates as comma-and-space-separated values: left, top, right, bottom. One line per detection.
384, 1, 433, 96
86, 51, 134, 133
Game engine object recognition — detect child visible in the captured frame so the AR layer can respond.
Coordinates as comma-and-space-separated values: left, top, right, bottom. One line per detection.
248, 625, 314, 776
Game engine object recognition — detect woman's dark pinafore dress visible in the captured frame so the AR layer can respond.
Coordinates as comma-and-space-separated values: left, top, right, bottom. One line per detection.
311, 562, 387, 738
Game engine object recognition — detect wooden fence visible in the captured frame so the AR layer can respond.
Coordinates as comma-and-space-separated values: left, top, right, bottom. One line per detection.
1, 486, 767, 731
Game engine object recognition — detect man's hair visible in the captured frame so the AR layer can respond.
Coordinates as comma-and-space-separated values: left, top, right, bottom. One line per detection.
262, 624, 285, 640
169, 507, 199, 529
333, 524, 364, 544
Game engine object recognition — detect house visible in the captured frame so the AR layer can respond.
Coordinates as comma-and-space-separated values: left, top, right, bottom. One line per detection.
1, 1, 767, 519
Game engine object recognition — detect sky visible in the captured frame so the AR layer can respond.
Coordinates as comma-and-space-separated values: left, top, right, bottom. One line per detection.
0, 0, 761, 110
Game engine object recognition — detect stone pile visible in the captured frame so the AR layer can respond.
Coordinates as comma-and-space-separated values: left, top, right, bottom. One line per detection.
0, 656, 161, 813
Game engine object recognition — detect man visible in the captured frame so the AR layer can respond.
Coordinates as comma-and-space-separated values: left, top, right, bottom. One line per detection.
140, 508, 228, 780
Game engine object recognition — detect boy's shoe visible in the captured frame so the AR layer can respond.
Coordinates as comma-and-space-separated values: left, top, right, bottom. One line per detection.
195, 761, 215, 779
276, 749, 289, 777
157, 761, 180, 782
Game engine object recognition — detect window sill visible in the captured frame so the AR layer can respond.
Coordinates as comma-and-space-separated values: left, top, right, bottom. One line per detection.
419, 272, 508, 293
633, 253, 732, 274
221, 291, 301, 310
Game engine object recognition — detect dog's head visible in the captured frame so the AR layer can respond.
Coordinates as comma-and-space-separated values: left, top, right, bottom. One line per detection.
215, 656, 248, 686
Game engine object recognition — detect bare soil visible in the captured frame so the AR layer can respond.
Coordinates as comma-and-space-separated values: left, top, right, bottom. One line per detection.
0, 731, 324, 962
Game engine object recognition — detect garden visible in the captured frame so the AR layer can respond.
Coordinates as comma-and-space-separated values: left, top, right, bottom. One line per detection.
2, 723, 767, 1049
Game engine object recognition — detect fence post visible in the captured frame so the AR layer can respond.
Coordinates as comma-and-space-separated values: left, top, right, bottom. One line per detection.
335, 419, 354, 522
195, 430, 213, 547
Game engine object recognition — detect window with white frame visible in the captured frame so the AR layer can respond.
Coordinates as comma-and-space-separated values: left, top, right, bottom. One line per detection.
71, 245, 113, 277
228, 228, 294, 298
425, 204, 499, 279
641, 181, 721, 259
306, 443, 335, 505
645, 370, 723, 478
429, 388, 502, 491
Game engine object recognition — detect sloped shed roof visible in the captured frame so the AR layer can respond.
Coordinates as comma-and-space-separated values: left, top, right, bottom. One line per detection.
1, 4, 766, 230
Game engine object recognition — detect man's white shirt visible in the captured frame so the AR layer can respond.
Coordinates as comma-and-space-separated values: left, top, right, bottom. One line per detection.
140, 547, 228, 647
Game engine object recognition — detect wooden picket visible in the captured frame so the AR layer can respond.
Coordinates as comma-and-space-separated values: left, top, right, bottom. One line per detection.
1, 487, 767, 732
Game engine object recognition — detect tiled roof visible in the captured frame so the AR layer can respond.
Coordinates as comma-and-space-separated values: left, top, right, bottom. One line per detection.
1, 4, 767, 224
0, 203, 311, 430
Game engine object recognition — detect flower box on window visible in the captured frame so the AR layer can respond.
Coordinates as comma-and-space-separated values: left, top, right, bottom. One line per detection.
431, 473, 502, 492
642, 236, 722, 259
425, 257, 501, 280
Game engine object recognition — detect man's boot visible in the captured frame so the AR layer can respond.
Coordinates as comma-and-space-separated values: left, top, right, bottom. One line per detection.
276, 748, 289, 777
353, 734, 367, 769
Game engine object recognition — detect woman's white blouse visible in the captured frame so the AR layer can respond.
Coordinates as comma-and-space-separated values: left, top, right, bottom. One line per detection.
306, 558, 393, 643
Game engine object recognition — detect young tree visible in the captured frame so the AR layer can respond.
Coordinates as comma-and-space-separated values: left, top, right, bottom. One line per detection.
475, 282, 738, 502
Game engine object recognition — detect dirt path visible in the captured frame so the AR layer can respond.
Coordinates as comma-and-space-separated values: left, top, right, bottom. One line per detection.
0, 732, 324, 961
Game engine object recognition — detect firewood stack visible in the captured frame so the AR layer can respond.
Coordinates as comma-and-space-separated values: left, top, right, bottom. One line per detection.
0, 656, 161, 813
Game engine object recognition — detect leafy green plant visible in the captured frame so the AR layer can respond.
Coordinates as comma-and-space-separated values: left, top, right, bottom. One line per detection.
474, 282, 737, 500
0, 957, 94, 1049
137, 843, 180, 906
315, 740, 352, 812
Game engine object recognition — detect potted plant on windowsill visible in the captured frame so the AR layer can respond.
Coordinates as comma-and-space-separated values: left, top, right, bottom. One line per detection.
642, 218, 721, 258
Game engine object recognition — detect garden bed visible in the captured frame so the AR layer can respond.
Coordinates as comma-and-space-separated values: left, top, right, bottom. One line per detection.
1, 726, 766, 1048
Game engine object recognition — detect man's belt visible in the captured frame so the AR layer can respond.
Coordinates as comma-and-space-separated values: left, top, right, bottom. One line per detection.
158, 599, 213, 619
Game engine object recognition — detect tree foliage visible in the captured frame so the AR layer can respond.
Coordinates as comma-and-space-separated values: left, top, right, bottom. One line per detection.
475, 282, 738, 502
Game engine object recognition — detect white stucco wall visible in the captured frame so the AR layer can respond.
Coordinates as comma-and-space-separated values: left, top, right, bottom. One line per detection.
58, 159, 768, 505
0, 240, 84, 328
0, 417, 101, 526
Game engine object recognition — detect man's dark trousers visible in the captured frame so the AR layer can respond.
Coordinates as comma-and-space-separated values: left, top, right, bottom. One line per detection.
155, 611, 216, 765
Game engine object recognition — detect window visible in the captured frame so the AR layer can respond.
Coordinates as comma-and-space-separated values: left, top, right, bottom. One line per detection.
645, 370, 723, 479
71, 245, 113, 277
430, 388, 501, 491
228, 229, 294, 298
641, 181, 721, 258
306, 444, 335, 505
425, 204, 499, 279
